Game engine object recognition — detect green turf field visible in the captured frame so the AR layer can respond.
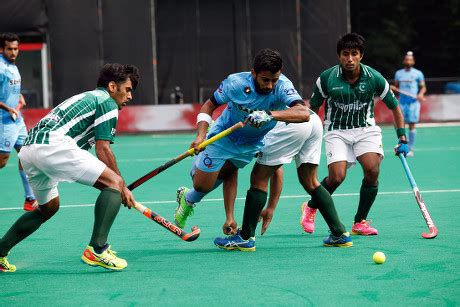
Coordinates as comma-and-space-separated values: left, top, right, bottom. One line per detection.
1, 125, 459, 305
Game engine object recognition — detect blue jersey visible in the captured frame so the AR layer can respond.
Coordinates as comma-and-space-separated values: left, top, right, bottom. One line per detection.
394, 68, 424, 104
211, 72, 302, 146
0, 54, 22, 124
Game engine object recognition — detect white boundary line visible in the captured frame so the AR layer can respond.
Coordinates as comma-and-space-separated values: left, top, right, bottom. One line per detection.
1, 189, 459, 211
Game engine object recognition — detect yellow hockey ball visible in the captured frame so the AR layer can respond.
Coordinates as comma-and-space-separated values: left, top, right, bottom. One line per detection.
373, 251, 386, 264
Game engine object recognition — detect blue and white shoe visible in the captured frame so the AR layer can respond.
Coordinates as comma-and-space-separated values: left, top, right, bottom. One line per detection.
323, 232, 353, 247
214, 229, 256, 252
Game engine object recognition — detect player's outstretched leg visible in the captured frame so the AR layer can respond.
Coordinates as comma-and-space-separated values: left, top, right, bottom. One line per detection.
302, 177, 337, 233
174, 187, 196, 228
0, 208, 47, 272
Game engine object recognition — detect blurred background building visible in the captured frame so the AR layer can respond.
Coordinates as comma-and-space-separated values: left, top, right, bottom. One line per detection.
0, 0, 458, 109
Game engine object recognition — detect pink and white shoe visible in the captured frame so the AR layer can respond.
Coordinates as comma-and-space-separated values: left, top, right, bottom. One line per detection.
351, 220, 378, 236
300, 202, 317, 233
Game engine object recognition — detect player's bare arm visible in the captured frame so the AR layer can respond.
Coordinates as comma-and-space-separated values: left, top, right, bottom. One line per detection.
392, 105, 407, 143
193, 99, 218, 153
259, 166, 284, 235
95, 139, 135, 208
270, 102, 310, 123
0, 101, 18, 119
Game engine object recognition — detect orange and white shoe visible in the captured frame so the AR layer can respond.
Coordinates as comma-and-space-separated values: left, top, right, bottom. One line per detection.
352, 220, 378, 236
23, 198, 38, 211
81, 245, 127, 271
300, 202, 317, 233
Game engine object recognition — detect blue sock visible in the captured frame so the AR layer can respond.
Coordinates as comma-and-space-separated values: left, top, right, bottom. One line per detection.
408, 129, 416, 151
185, 188, 207, 204
19, 170, 35, 200
185, 179, 223, 205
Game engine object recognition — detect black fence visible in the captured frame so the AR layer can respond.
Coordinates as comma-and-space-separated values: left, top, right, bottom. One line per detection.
0, 0, 348, 107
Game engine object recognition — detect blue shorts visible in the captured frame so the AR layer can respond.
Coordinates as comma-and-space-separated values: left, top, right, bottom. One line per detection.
0, 119, 28, 153
193, 134, 261, 173
400, 101, 420, 124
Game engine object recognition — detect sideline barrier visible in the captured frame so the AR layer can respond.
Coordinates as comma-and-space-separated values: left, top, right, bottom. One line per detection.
21, 94, 460, 133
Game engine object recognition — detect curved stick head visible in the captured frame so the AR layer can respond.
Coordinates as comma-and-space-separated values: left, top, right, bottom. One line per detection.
422, 226, 438, 239
182, 226, 201, 242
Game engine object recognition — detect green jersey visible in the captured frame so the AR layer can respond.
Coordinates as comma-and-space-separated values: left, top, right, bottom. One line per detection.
310, 64, 398, 131
25, 88, 118, 150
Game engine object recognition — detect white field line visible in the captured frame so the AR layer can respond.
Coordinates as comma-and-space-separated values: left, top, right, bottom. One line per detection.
1, 189, 459, 211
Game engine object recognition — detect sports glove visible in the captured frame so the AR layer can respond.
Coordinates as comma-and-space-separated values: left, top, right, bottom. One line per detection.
394, 139, 409, 156
247, 110, 273, 128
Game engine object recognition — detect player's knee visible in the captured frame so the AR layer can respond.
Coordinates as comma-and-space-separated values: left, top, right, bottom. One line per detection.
39, 200, 60, 221
0, 158, 8, 168
107, 175, 124, 192
193, 183, 212, 193
363, 168, 379, 185
328, 174, 345, 188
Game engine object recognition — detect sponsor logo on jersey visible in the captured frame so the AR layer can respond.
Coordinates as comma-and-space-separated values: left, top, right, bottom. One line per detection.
332, 86, 344, 91
111, 128, 116, 135
9, 79, 20, 86
284, 88, 297, 96
244, 87, 251, 94
333, 101, 367, 112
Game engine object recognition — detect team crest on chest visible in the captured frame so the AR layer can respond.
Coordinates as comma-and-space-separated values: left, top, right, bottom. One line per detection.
358, 83, 366, 92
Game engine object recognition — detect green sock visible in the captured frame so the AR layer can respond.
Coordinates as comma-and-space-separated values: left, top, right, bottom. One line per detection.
309, 177, 336, 209
354, 180, 378, 223
240, 187, 267, 239
89, 188, 122, 251
0, 209, 45, 257
311, 185, 346, 236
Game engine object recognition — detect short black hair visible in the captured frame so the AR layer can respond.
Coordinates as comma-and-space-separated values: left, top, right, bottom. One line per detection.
97, 63, 140, 91
253, 48, 283, 74
337, 33, 365, 55
1, 33, 20, 48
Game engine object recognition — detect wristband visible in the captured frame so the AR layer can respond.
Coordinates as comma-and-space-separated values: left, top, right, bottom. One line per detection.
396, 128, 406, 138
197, 113, 212, 124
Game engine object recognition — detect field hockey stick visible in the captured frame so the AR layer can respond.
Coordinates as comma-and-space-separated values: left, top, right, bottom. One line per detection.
128, 120, 245, 242
390, 85, 418, 99
133, 202, 201, 242
127, 121, 245, 190
398, 153, 438, 239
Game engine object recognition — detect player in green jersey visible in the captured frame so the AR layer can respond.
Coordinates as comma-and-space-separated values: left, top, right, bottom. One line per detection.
300, 33, 408, 236
0, 63, 139, 272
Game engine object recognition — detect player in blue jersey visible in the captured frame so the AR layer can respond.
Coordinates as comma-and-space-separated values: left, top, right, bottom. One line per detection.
0, 33, 38, 211
174, 48, 310, 231
393, 51, 426, 156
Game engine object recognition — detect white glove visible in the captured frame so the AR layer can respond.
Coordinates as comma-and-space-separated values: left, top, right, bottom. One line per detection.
248, 110, 273, 128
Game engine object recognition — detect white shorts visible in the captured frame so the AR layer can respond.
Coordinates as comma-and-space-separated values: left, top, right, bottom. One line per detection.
256, 113, 323, 168
324, 125, 384, 166
18, 136, 106, 205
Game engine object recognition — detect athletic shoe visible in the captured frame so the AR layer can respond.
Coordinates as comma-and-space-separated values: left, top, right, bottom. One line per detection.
174, 187, 194, 228
407, 151, 414, 157
23, 198, 38, 211
323, 232, 353, 247
0, 256, 16, 272
352, 220, 378, 236
214, 229, 256, 252
300, 202, 317, 233
81, 245, 127, 271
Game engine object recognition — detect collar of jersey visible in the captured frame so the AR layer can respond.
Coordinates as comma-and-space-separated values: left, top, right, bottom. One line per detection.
96, 87, 109, 93
338, 63, 371, 82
